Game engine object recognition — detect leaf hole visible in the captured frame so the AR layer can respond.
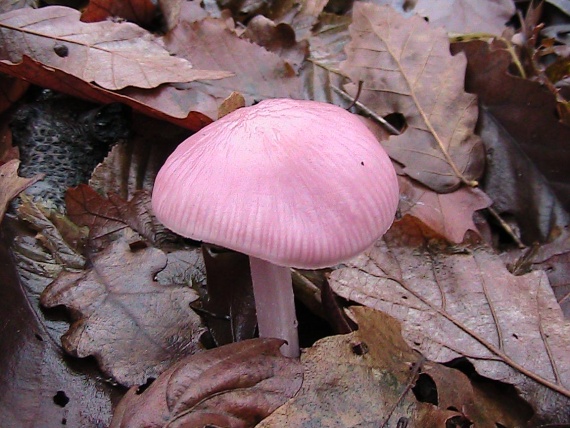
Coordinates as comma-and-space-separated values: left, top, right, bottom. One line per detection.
136, 377, 156, 395
411, 373, 438, 405
351, 341, 369, 355
53, 390, 69, 407
512, 333, 519, 339
383, 112, 407, 133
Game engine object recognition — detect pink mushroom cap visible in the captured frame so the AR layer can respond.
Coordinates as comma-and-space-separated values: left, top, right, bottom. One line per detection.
152, 98, 399, 268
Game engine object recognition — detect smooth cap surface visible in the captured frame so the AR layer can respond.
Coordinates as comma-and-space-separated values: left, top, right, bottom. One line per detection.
152, 99, 399, 268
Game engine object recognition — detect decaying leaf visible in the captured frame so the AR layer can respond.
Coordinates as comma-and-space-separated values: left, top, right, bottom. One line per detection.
109, 338, 303, 428
0, 225, 121, 428
398, 175, 492, 244
453, 40, 570, 241
329, 219, 570, 424
340, 3, 485, 193
0, 159, 43, 221
66, 185, 178, 248
260, 307, 530, 427
40, 238, 205, 386
0, 6, 232, 90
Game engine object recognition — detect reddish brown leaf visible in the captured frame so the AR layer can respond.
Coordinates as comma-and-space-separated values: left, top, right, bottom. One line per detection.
0, 159, 43, 222
81, 0, 158, 27
66, 185, 178, 248
399, 175, 492, 243
109, 338, 303, 428
0, 6, 231, 90
0, 56, 214, 130
340, 3, 485, 193
40, 238, 205, 386
329, 219, 570, 424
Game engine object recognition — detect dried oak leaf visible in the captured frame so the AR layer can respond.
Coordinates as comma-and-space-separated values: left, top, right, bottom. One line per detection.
0, 6, 231, 90
40, 238, 205, 387
329, 218, 570, 424
164, 16, 303, 120
109, 338, 303, 428
260, 307, 530, 427
373, 0, 516, 35
0, 159, 43, 221
452, 40, 570, 241
398, 175, 492, 244
0, 55, 213, 131
340, 3, 485, 193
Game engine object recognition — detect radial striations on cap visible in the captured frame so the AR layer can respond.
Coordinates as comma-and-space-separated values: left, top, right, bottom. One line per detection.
152, 98, 399, 269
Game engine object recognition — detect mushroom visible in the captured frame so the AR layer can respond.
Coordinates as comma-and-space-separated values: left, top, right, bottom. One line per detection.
151, 99, 399, 357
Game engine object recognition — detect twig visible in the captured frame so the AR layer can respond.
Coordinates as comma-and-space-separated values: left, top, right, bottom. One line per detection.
379, 355, 426, 427
331, 85, 402, 136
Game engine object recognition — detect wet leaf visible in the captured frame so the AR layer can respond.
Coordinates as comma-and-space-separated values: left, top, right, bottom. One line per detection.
0, 221, 121, 428
0, 159, 43, 221
109, 338, 303, 428
398, 175, 492, 244
340, 3, 485, 193
65, 185, 178, 249
40, 238, 205, 387
453, 39, 570, 241
260, 307, 530, 427
0, 6, 231, 90
329, 219, 570, 424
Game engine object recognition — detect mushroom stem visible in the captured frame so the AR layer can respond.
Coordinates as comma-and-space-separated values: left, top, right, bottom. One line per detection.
249, 257, 299, 358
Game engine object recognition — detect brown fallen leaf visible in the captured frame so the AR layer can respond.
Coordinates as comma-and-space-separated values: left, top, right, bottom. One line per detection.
0, 222, 121, 427
65, 185, 178, 249
329, 218, 570, 424
398, 175, 492, 244
109, 338, 303, 428
453, 39, 570, 241
0, 55, 214, 131
260, 307, 530, 427
0, 6, 232, 90
0, 159, 43, 222
243, 15, 308, 74
375, 0, 516, 35
164, 14, 303, 119
40, 238, 205, 386
81, 0, 158, 27
340, 3, 485, 193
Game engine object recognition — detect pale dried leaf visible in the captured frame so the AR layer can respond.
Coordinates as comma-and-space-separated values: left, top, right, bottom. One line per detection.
373, 0, 516, 34
0, 6, 231, 90
40, 239, 205, 387
0, 159, 43, 221
329, 220, 570, 423
260, 307, 529, 427
340, 3, 485, 193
